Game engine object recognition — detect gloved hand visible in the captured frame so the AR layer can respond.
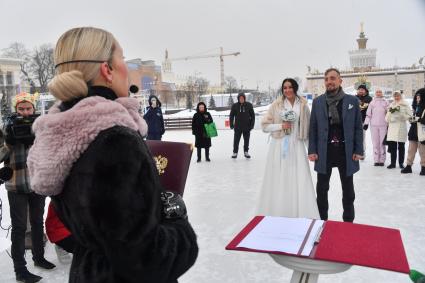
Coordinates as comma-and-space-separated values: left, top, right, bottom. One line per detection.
160, 191, 187, 220
363, 124, 369, 131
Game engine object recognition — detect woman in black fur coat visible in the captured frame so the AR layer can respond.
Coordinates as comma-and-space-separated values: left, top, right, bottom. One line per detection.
27, 27, 198, 283
192, 102, 213, 162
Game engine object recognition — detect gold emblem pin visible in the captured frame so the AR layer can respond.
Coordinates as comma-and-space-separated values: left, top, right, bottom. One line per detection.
154, 155, 168, 175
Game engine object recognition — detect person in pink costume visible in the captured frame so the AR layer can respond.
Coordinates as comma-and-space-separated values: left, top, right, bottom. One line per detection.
363, 89, 389, 166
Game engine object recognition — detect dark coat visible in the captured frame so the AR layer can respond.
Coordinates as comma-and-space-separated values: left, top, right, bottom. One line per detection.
52, 126, 198, 283
409, 91, 425, 141
309, 91, 364, 176
38, 87, 198, 283
357, 94, 372, 122
229, 93, 255, 132
144, 106, 165, 139
192, 102, 213, 148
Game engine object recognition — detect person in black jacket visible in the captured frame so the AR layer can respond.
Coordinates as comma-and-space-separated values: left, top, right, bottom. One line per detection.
27, 27, 198, 283
144, 95, 165, 140
357, 84, 372, 157
192, 102, 213, 162
229, 93, 255, 158
402, 88, 425, 175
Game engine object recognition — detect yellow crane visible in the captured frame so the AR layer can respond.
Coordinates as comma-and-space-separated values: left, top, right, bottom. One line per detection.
163, 47, 240, 89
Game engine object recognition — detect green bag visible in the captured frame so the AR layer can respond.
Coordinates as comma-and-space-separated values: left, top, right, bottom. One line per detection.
204, 122, 218, 138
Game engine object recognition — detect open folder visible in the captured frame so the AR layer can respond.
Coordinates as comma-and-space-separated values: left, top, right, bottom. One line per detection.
226, 216, 410, 274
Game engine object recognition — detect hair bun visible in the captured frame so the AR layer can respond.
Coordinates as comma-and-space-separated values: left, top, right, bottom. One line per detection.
48, 70, 88, 102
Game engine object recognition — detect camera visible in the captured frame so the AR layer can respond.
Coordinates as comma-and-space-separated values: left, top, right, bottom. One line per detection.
4, 114, 40, 145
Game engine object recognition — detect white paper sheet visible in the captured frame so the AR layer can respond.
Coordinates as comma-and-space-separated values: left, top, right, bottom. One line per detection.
237, 216, 324, 256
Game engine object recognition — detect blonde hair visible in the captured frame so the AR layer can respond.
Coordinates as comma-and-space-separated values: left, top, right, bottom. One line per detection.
48, 27, 116, 102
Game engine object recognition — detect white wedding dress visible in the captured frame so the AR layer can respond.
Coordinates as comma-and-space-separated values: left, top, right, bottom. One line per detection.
257, 98, 319, 219
256, 99, 350, 283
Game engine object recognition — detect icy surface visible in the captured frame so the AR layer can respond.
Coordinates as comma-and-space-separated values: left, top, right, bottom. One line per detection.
0, 129, 423, 282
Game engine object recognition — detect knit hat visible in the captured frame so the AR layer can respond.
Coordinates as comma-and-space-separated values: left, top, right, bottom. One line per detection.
12, 92, 37, 109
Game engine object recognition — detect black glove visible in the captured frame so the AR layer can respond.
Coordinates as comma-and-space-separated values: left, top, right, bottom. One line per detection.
160, 191, 187, 220
363, 125, 369, 131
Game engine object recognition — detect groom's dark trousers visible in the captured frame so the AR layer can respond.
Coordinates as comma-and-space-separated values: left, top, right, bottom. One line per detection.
316, 143, 355, 222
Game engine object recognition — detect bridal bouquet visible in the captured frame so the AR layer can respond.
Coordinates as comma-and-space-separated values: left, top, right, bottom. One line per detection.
281, 110, 296, 135
388, 105, 400, 114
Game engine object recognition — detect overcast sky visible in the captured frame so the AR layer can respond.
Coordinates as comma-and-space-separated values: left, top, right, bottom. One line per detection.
1, 0, 425, 90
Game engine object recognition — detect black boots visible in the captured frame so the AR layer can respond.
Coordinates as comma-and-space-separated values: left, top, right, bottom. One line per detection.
401, 165, 412, 174
16, 268, 42, 283
34, 258, 56, 269
205, 148, 210, 162
401, 165, 425, 175
197, 148, 211, 162
197, 148, 201, 162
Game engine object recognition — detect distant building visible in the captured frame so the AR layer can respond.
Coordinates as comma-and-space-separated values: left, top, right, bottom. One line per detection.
0, 57, 23, 95
127, 58, 175, 109
306, 24, 425, 98
0, 57, 25, 118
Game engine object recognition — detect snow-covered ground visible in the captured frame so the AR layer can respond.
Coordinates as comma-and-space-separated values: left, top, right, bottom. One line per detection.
0, 128, 424, 282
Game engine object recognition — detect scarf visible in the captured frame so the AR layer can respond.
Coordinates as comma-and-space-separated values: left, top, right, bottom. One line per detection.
326, 88, 345, 125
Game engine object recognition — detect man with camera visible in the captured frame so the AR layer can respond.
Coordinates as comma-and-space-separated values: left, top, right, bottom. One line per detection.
1, 92, 55, 283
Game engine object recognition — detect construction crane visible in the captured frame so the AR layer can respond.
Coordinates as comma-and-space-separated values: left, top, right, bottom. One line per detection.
163, 47, 240, 89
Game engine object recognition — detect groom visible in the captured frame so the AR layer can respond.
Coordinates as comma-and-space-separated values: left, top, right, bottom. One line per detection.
308, 68, 363, 222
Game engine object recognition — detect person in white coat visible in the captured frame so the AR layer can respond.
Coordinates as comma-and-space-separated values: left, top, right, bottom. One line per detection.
385, 91, 411, 169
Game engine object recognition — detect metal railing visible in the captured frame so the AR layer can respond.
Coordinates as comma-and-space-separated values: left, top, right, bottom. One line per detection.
164, 118, 192, 130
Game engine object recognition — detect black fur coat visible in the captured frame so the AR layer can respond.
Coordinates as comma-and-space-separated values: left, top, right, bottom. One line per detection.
54, 126, 198, 283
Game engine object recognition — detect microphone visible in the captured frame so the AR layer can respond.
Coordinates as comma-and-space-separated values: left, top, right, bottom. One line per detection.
0, 167, 13, 184
129, 85, 139, 94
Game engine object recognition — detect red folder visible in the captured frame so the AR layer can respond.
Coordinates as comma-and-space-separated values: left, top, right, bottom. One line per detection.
226, 216, 410, 274
145, 140, 193, 196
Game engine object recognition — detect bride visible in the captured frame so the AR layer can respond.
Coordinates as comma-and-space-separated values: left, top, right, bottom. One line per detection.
258, 78, 319, 219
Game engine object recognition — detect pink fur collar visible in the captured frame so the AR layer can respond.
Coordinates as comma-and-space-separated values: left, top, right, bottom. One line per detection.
28, 96, 148, 196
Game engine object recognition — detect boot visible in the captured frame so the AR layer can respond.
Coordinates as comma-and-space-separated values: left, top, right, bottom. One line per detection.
16, 268, 42, 283
388, 148, 396, 169
196, 148, 201, 162
205, 148, 211, 162
420, 167, 425, 176
401, 165, 412, 174
34, 258, 56, 269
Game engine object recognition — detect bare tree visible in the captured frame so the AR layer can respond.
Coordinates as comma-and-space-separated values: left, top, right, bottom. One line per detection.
2, 42, 55, 93
1, 42, 36, 90
194, 77, 209, 102
159, 90, 174, 110
175, 89, 186, 109
225, 76, 238, 93
185, 76, 196, 110
29, 44, 55, 93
